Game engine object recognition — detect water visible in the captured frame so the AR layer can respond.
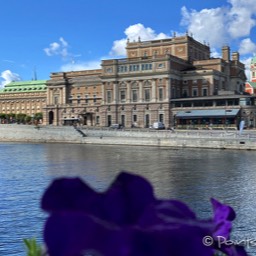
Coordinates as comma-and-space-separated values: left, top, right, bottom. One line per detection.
1, 143, 256, 255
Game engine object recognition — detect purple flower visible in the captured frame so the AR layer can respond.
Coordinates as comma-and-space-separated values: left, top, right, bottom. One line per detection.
41, 172, 247, 256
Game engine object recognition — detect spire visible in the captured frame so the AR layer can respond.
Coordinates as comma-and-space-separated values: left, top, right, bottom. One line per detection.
33, 66, 37, 81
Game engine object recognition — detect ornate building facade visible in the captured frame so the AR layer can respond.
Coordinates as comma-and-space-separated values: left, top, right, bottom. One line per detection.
0, 34, 250, 128
245, 55, 256, 95
43, 34, 247, 128
0, 80, 46, 121
43, 70, 102, 126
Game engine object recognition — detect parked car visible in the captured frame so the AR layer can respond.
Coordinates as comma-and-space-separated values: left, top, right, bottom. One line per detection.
152, 122, 165, 130
110, 124, 123, 129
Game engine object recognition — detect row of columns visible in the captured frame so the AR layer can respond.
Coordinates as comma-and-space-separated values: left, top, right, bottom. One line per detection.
107, 78, 171, 104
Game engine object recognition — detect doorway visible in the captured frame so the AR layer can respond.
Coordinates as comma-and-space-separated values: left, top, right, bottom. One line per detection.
49, 111, 54, 125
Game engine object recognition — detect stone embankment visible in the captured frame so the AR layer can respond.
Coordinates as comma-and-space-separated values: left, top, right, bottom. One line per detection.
0, 124, 255, 150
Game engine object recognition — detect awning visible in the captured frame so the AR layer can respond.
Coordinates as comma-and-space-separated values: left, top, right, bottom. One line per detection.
176, 109, 240, 119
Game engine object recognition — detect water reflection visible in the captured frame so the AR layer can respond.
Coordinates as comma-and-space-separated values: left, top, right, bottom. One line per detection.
1, 143, 256, 255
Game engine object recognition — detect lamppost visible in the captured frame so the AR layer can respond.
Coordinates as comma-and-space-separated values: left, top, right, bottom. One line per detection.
225, 109, 229, 130
31, 114, 34, 125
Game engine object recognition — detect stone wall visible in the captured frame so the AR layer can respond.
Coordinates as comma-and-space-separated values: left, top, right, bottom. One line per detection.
0, 124, 255, 150
0, 125, 83, 143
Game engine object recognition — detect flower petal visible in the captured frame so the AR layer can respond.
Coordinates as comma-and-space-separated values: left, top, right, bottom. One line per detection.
211, 198, 236, 239
44, 212, 131, 256
41, 177, 102, 215
100, 172, 155, 225
130, 224, 215, 256
211, 198, 236, 222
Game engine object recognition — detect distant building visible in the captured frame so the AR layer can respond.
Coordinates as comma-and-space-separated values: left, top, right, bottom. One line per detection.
245, 55, 256, 94
44, 34, 248, 128
0, 80, 46, 122
44, 70, 102, 126
0, 34, 252, 128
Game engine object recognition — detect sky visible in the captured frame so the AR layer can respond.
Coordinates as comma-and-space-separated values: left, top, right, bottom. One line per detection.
0, 0, 256, 86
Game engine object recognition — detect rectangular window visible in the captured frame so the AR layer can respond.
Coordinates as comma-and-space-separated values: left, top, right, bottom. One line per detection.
77, 95, 81, 104
96, 116, 100, 124
193, 89, 198, 97
194, 101, 203, 107
145, 89, 151, 102
93, 95, 97, 103
183, 102, 192, 107
132, 90, 138, 102
129, 65, 140, 71
142, 63, 152, 70
107, 115, 111, 126
120, 90, 126, 103
133, 115, 137, 122
85, 95, 89, 104
182, 90, 188, 97
203, 88, 208, 96
107, 91, 112, 103
159, 88, 163, 101
159, 114, 164, 123
118, 65, 128, 73
54, 96, 59, 105
216, 100, 226, 106
204, 101, 213, 107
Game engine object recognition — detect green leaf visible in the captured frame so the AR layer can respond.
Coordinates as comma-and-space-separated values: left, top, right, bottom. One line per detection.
23, 238, 42, 256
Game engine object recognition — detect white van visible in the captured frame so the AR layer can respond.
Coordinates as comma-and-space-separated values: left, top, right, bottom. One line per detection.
152, 122, 165, 130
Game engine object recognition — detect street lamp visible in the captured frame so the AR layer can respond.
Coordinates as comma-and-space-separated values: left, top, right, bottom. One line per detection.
31, 114, 34, 125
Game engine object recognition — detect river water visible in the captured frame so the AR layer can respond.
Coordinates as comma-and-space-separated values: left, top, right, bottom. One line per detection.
1, 143, 256, 255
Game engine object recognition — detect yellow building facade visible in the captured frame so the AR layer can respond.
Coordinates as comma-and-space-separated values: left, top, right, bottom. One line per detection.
0, 80, 46, 123
0, 34, 247, 128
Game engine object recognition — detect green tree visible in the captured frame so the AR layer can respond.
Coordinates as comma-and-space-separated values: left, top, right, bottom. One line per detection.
25, 115, 32, 124
16, 113, 27, 124
34, 112, 43, 121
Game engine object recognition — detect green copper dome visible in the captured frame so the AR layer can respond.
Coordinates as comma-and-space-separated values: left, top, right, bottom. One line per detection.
0, 80, 47, 93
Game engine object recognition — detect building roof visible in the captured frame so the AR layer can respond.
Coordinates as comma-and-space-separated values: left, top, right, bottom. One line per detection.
0, 80, 47, 93
246, 81, 256, 88
176, 108, 240, 119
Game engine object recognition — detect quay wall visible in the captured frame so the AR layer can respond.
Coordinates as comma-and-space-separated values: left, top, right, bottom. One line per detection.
0, 125, 255, 150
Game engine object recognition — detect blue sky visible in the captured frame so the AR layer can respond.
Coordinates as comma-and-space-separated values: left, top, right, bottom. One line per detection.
0, 0, 256, 86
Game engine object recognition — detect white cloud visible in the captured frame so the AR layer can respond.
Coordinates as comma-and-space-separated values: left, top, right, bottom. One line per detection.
210, 48, 221, 58
44, 37, 69, 58
60, 60, 101, 72
180, 1, 256, 49
0, 70, 21, 87
59, 37, 68, 48
227, 0, 256, 38
111, 39, 127, 57
181, 6, 230, 47
239, 38, 256, 55
110, 23, 169, 56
